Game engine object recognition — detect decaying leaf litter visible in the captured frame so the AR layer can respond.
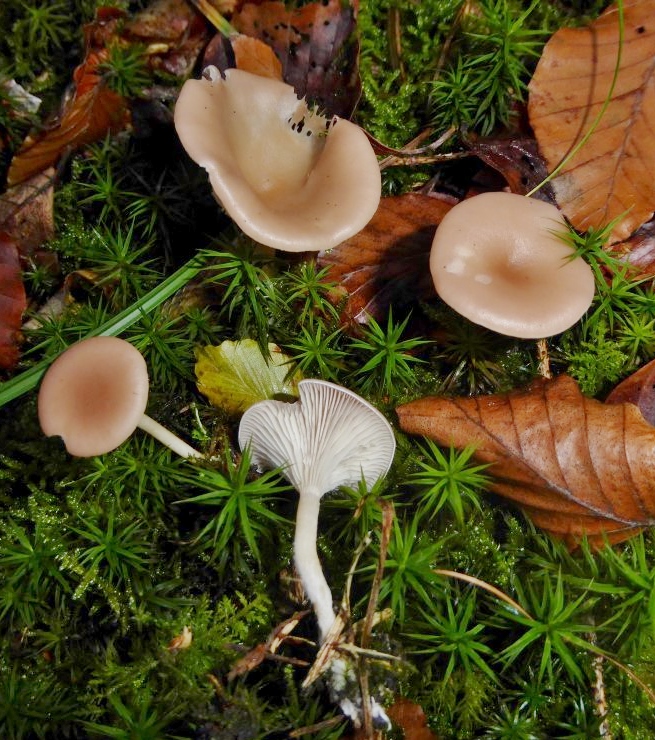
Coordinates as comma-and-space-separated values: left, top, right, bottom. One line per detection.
4, 0, 655, 736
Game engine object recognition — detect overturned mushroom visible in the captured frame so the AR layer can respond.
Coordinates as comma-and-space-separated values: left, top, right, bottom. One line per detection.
174, 67, 381, 252
238, 379, 395, 640
38, 336, 201, 458
430, 192, 595, 338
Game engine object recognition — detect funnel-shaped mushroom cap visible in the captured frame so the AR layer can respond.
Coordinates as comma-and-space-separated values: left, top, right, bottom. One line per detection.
174, 67, 381, 252
238, 379, 395, 496
38, 336, 149, 457
430, 192, 595, 338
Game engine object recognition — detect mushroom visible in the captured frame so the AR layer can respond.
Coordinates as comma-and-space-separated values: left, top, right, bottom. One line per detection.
174, 67, 381, 252
430, 192, 595, 338
238, 378, 395, 640
38, 336, 201, 458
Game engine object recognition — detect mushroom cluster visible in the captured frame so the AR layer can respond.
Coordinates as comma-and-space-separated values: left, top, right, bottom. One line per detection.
430, 192, 595, 338
238, 378, 395, 640
38, 336, 201, 458
174, 67, 381, 252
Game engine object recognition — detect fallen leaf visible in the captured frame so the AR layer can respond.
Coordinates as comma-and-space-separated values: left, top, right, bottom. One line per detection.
202, 32, 284, 79
528, 0, 655, 242
610, 217, 655, 279
229, 0, 361, 118
7, 9, 130, 186
317, 194, 453, 325
467, 136, 554, 202
167, 625, 193, 653
396, 374, 655, 547
227, 610, 310, 679
195, 339, 301, 414
125, 0, 210, 78
606, 358, 655, 426
0, 169, 55, 256
0, 232, 27, 371
386, 698, 439, 740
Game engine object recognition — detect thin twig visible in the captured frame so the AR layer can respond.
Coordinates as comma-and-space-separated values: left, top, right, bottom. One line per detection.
536, 338, 552, 379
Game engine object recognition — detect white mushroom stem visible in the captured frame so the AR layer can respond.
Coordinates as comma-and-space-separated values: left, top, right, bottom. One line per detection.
137, 414, 202, 459
294, 489, 336, 641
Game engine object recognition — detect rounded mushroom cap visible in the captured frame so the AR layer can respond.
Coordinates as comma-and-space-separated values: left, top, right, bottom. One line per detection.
430, 192, 595, 338
174, 67, 381, 252
238, 379, 395, 497
38, 336, 149, 457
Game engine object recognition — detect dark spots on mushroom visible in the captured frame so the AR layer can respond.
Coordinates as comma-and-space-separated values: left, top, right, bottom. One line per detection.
296, 118, 305, 133
637, 25, 646, 34
306, 130, 312, 136
323, 19, 330, 26
289, 42, 299, 57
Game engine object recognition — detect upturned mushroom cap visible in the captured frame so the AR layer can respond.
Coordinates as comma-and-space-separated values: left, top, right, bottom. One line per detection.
238, 379, 395, 496
38, 336, 149, 457
174, 67, 381, 252
430, 192, 595, 338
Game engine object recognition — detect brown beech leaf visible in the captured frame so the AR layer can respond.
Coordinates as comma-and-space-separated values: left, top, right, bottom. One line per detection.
606, 358, 655, 426
610, 217, 655, 279
0, 169, 55, 256
230, 0, 361, 118
528, 0, 655, 242
386, 698, 439, 740
397, 374, 655, 547
124, 0, 210, 78
467, 136, 554, 202
0, 232, 27, 371
317, 194, 453, 325
202, 32, 283, 80
7, 10, 130, 186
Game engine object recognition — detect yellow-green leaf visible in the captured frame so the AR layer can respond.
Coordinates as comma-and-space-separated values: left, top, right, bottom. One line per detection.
195, 340, 301, 414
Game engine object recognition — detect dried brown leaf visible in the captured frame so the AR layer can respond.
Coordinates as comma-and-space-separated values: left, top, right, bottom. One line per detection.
467, 136, 553, 201
7, 15, 130, 188
317, 194, 453, 325
386, 698, 439, 740
229, 0, 360, 118
0, 169, 55, 256
397, 374, 655, 547
528, 0, 655, 241
606, 358, 655, 426
0, 232, 27, 371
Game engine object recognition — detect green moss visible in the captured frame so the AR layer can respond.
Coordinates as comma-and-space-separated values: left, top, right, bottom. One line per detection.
3, 0, 655, 737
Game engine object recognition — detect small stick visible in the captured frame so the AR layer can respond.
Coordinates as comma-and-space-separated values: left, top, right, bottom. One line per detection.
536, 338, 552, 379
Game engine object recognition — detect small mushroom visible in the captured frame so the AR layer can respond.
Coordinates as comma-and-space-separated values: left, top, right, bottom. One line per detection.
430, 192, 595, 338
174, 67, 381, 252
238, 379, 395, 640
38, 336, 201, 458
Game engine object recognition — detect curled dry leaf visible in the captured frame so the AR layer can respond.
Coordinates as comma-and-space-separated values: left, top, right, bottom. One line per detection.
167, 625, 193, 653
528, 0, 655, 242
317, 194, 454, 325
124, 0, 210, 78
0, 169, 55, 256
467, 136, 554, 202
7, 10, 130, 186
201, 32, 284, 80
606, 357, 655, 426
386, 698, 439, 740
0, 232, 27, 371
397, 374, 655, 547
230, 0, 361, 118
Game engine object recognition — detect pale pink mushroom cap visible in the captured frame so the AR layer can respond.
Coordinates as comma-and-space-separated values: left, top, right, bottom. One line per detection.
430, 192, 595, 338
38, 336, 150, 457
174, 67, 381, 252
